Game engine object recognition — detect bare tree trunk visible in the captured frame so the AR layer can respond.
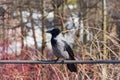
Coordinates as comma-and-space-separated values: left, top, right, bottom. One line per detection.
2, 9, 5, 54
0, 7, 6, 53
20, 8, 24, 50
78, 0, 85, 43
41, 0, 46, 56
61, 0, 66, 35
77, 1, 85, 80
29, 9, 38, 54
41, 0, 46, 80
53, 0, 59, 28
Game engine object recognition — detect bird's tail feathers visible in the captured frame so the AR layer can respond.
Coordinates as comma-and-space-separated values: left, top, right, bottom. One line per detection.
67, 56, 77, 72
67, 63, 77, 72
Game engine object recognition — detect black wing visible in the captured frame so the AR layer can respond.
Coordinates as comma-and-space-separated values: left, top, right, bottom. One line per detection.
62, 40, 75, 60
62, 40, 77, 72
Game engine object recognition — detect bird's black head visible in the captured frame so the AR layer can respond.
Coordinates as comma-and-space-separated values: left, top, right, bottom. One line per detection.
46, 28, 61, 37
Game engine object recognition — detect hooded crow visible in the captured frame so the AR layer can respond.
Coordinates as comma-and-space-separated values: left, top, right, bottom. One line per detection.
47, 28, 77, 72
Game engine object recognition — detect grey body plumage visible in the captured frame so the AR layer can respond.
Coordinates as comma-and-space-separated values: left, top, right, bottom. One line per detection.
47, 28, 77, 72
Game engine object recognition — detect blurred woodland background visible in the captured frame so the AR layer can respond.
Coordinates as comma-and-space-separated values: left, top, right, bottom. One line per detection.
0, 0, 120, 80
